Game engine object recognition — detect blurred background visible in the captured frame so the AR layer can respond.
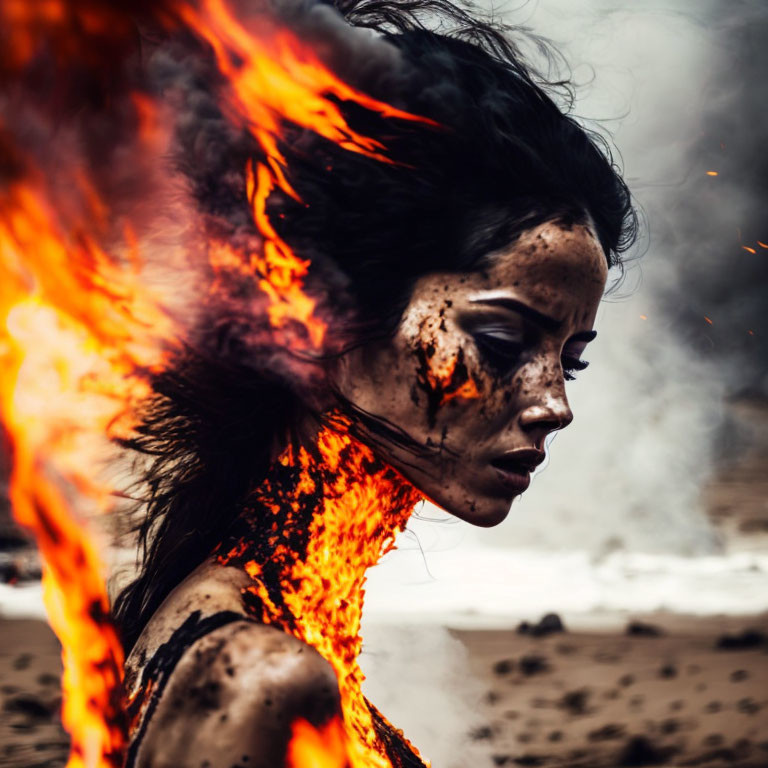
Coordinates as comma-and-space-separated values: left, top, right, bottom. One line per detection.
1, 1, 767, 767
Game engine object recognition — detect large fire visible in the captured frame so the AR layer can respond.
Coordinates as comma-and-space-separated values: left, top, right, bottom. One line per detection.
0, 1, 436, 766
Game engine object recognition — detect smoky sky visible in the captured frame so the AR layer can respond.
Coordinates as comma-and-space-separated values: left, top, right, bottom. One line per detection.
653, 0, 768, 395
463, 0, 768, 553
510, 0, 768, 391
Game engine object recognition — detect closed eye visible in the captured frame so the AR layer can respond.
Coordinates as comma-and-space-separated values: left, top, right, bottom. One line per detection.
472, 329, 524, 375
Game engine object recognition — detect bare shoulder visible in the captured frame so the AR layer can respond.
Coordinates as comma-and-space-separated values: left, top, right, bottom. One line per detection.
125, 560, 251, 686
133, 620, 341, 768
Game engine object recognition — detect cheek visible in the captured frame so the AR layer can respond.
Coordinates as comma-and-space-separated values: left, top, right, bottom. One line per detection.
403, 308, 488, 430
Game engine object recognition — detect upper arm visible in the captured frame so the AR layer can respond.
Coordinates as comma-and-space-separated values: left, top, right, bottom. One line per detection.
133, 621, 342, 768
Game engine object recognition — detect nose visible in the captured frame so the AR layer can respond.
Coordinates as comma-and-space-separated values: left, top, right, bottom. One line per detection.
518, 383, 573, 441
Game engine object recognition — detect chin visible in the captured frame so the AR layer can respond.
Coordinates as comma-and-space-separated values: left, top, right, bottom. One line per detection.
443, 493, 514, 528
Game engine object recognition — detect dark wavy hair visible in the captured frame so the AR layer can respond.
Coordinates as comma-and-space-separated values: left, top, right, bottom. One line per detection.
113, 0, 637, 651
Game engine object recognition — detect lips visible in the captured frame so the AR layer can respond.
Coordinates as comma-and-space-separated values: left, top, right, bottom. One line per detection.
489, 448, 546, 494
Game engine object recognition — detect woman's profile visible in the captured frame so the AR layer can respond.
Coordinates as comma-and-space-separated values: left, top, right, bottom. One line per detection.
112, 1, 637, 766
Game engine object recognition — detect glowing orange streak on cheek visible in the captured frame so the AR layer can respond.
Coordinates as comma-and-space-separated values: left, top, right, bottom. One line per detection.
425, 350, 481, 406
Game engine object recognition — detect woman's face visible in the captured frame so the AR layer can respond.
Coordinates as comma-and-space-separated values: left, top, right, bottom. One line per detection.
331, 219, 609, 526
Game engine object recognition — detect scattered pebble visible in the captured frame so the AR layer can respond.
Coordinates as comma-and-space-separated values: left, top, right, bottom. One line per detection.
493, 659, 515, 676
519, 654, 549, 676
12, 654, 33, 671
558, 688, 590, 716
3, 694, 56, 721
715, 629, 767, 650
736, 697, 760, 715
469, 725, 494, 741
588, 723, 626, 742
658, 663, 677, 679
617, 735, 674, 766
517, 613, 565, 638
626, 621, 663, 637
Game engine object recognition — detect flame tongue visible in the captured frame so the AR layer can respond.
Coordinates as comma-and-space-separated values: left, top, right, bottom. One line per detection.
0, 169, 175, 766
0, 1, 438, 766
219, 422, 424, 768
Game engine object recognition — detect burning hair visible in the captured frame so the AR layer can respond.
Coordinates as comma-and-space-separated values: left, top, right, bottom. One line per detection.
113, 0, 637, 650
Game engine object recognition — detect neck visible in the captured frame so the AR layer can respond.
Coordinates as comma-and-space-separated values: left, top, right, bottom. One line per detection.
218, 417, 423, 768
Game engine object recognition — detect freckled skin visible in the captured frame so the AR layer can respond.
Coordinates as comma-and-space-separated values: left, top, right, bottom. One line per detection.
331, 220, 609, 525
124, 220, 608, 766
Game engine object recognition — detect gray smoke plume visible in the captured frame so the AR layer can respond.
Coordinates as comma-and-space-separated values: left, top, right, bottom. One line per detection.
474, 0, 767, 555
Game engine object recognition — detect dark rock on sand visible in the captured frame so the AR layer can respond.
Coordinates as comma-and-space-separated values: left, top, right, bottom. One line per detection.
617, 735, 676, 766
513, 755, 547, 766
12, 654, 33, 671
715, 629, 767, 650
558, 688, 591, 716
518, 614, 565, 638
736, 697, 760, 715
4, 694, 57, 721
588, 723, 626, 741
659, 663, 678, 679
493, 659, 515, 675
469, 725, 495, 741
626, 621, 663, 637
519, 654, 549, 676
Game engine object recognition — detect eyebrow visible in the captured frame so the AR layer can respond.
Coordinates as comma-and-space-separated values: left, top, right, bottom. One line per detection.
469, 296, 597, 343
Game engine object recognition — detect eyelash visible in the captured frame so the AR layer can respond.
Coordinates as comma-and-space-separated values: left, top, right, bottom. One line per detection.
472, 331, 590, 381
561, 356, 590, 381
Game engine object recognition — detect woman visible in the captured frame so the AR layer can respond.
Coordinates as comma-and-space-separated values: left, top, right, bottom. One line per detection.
114, 0, 636, 765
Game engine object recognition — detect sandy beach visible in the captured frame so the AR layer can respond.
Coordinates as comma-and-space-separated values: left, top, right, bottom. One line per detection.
2, 613, 767, 767
454, 614, 768, 768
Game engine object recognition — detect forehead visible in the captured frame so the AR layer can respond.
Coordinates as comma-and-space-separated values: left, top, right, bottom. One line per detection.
418, 219, 608, 323
482, 220, 608, 297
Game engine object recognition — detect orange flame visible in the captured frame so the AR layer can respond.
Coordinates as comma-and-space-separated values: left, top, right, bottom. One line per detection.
185, 0, 435, 350
2, 1, 439, 766
221, 423, 426, 768
288, 717, 351, 768
0, 168, 175, 767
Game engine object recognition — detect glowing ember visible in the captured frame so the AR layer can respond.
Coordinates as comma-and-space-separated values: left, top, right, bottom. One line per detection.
288, 717, 351, 768
704, 316, 713, 325
706, 171, 718, 176
639, 314, 648, 320
743, 246, 757, 254
219, 422, 426, 768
